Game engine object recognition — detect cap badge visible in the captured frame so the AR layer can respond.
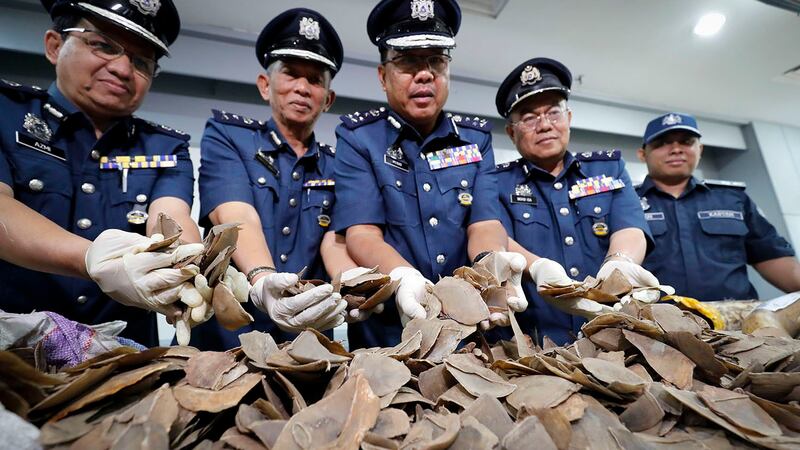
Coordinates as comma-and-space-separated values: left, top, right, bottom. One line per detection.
23, 113, 52, 142
299, 17, 320, 40
411, 0, 435, 21
520, 65, 542, 86
662, 113, 682, 126
129, 0, 161, 17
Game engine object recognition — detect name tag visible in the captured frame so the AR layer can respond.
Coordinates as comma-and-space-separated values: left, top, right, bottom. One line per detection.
426, 144, 482, 170
15, 131, 66, 161
645, 212, 665, 221
698, 210, 743, 220
384, 154, 409, 172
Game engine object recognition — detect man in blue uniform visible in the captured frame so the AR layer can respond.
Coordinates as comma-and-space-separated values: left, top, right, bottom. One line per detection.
192, 8, 372, 350
637, 112, 800, 301
494, 58, 658, 344
334, 0, 527, 349
0, 0, 204, 346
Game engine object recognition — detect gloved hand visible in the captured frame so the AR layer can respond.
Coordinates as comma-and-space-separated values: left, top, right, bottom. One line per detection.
250, 272, 346, 333
389, 267, 432, 324
530, 258, 614, 319
340, 267, 386, 323
596, 260, 660, 288
85, 230, 204, 316
492, 252, 529, 313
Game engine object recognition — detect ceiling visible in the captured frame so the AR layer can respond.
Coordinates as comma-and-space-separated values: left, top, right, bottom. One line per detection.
170, 0, 800, 127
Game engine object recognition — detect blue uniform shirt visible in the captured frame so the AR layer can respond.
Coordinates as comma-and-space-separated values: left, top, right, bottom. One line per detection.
0, 80, 195, 347
189, 111, 337, 350
494, 151, 651, 345
334, 108, 500, 349
637, 176, 795, 301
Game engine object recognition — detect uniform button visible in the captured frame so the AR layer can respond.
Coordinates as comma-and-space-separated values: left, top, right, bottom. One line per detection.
76, 295, 88, 304
436, 254, 446, 265
559, 207, 570, 216
570, 267, 580, 277
429, 217, 439, 227
77, 218, 92, 230
257, 177, 267, 185
460, 179, 469, 188
136, 194, 148, 203
423, 183, 431, 192
280, 254, 288, 263
292, 171, 301, 180
322, 199, 330, 207
289, 198, 297, 207
594, 206, 602, 214
395, 180, 403, 188
564, 236, 575, 246
554, 182, 563, 190
282, 226, 291, 236
420, 153, 426, 160
90, 150, 101, 160
522, 212, 531, 219
81, 183, 95, 194
28, 179, 44, 192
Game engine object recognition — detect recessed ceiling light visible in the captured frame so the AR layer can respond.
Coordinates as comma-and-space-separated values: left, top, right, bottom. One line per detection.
694, 12, 726, 37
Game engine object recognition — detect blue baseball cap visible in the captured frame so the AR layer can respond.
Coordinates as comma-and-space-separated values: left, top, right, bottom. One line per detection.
643, 113, 702, 145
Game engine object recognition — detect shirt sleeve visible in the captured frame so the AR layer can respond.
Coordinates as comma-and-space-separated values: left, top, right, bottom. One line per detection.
744, 194, 795, 264
332, 126, 386, 234
198, 119, 256, 224
467, 131, 501, 225
608, 158, 654, 252
150, 139, 195, 207
0, 97, 16, 187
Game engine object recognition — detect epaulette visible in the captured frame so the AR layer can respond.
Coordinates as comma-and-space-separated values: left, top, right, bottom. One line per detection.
340, 107, 388, 130
211, 109, 266, 130
575, 149, 621, 161
0, 79, 47, 99
319, 142, 336, 157
704, 179, 746, 189
495, 158, 523, 172
136, 117, 190, 141
448, 113, 492, 132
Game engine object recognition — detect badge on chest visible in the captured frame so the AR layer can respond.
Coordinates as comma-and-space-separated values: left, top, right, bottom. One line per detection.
384, 145, 410, 172
510, 184, 536, 205
16, 113, 66, 161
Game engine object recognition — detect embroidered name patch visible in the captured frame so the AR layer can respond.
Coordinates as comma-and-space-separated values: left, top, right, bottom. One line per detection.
645, 212, 665, 221
698, 210, 743, 220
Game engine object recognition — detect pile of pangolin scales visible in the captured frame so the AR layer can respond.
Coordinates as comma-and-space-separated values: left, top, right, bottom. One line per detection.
3, 237, 800, 449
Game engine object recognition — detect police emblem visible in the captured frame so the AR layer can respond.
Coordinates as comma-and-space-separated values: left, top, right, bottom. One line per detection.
662, 113, 682, 126
318, 214, 331, 228
299, 17, 320, 40
127, 206, 149, 225
640, 197, 650, 211
515, 184, 532, 197
129, 0, 160, 17
386, 145, 405, 161
23, 113, 52, 142
458, 192, 473, 206
411, 0, 435, 21
520, 66, 541, 86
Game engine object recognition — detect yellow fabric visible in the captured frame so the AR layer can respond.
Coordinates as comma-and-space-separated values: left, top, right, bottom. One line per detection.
665, 295, 726, 330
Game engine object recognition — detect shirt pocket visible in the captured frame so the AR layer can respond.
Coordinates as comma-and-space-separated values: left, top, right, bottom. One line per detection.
379, 177, 419, 226
435, 165, 477, 227
574, 192, 613, 225
302, 188, 335, 233
10, 151, 72, 225
644, 212, 668, 236
105, 172, 157, 229
698, 211, 748, 236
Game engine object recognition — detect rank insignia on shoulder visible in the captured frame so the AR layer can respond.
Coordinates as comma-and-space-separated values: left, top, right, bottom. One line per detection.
569, 174, 625, 200
319, 143, 336, 156
303, 179, 335, 188
703, 179, 746, 189
0, 79, 47, 97
575, 149, 621, 161
447, 113, 492, 132
495, 158, 523, 171
426, 143, 482, 170
136, 118, 190, 140
100, 155, 178, 170
340, 107, 388, 129
211, 109, 265, 130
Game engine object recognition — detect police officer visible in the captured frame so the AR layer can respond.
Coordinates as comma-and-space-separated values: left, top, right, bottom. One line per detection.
636, 112, 800, 301
0, 0, 205, 346
192, 8, 374, 350
494, 58, 658, 344
334, 0, 527, 349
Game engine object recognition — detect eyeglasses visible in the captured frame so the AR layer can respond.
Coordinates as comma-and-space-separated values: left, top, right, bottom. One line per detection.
383, 54, 451, 75
646, 136, 699, 150
61, 28, 160, 78
510, 106, 569, 132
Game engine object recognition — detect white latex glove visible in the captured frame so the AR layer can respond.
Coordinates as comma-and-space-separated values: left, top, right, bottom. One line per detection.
596, 260, 660, 288
86, 230, 204, 315
250, 272, 346, 333
493, 252, 529, 312
389, 267, 432, 324
530, 258, 614, 319
340, 267, 386, 323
